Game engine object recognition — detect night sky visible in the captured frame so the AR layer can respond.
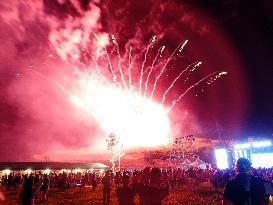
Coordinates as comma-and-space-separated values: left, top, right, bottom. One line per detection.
198, 0, 273, 137
0, 0, 272, 161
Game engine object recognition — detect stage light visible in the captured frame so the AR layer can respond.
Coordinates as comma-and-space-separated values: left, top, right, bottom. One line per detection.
3, 169, 11, 175
73, 168, 81, 173
25, 169, 32, 175
234, 140, 272, 150
234, 150, 239, 161
238, 150, 243, 157
251, 153, 273, 168
43, 169, 50, 175
234, 143, 250, 150
215, 148, 229, 169
243, 150, 248, 158
252, 141, 272, 148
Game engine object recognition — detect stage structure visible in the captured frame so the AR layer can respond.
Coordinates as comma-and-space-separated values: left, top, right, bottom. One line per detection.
214, 138, 273, 169
233, 139, 272, 168
171, 134, 195, 159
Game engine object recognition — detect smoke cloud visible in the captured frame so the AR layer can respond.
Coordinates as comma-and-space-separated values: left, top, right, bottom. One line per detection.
0, 0, 247, 161
0, 0, 107, 161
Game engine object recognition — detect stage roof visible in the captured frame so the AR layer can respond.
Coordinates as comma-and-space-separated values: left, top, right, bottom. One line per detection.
0, 162, 108, 170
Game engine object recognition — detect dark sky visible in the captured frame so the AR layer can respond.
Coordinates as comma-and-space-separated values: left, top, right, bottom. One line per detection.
198, 0, 273, 137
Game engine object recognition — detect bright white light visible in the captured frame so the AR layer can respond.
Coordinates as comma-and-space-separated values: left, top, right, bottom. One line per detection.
25, 169, 32, 175
43, 169, 50, 175
3, 169, 11, 175
234, 143, 250, 150
215, 148, 229, 169
238, 150, 243, 157
243, 150, 248, 158
234, 141, 272, 150
73, 168, 81, 173
234, 150, 239, 161
252, 141, 272, 148
251, 153, 273, 168
70, 76, 171, 148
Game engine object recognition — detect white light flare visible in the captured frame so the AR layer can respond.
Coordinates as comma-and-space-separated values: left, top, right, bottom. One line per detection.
25, 169, 32, 175
252, 140, 271, 148
215, 148, 229, 169
70, 74, 171, 148
251, 153, 273, 168
3, 169, 11, 175
43, 169, 50, 175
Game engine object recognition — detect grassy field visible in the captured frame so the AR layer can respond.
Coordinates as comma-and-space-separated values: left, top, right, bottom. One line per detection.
1, 183, 223, 205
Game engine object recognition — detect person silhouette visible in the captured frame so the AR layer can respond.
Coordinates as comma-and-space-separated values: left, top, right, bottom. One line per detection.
223, 158, 270, 205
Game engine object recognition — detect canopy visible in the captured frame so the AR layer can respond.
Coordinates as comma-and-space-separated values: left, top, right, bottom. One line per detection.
189, 158, 208, 169
180, 159, 192, 170
181, 159, 192, 165
0, 162, 109, 171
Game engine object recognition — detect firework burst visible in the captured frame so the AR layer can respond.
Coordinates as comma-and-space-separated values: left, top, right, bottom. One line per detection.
30, 34, 227, 149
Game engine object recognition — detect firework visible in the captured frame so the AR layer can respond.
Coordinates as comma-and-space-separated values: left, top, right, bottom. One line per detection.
31, 34, 227, 149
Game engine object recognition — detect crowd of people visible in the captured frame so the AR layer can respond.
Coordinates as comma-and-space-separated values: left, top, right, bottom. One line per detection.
0, 158, 273, 205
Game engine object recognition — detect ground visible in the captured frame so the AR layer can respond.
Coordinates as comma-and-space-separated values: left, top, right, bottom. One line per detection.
1, 182, 223, 205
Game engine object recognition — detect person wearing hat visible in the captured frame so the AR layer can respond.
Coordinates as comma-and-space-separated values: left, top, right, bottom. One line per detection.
223, 157, 270, 205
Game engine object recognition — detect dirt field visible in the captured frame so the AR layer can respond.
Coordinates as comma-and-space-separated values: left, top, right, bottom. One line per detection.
0, 182, 223, 205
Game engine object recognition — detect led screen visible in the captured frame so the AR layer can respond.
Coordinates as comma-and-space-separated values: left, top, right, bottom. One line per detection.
251, 153, 273, 168
215, 148, 229, 169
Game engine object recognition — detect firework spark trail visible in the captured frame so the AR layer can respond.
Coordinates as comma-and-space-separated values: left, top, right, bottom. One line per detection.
87, 44, 142, 117
31, 30, 229, 148
29, 66, 71, 96
44, 62, 81, 93
82, 47, 110, 86
78, 61, 89, 74
93, 60, 111, 86
161, 61, 202, 104
93, 33, 117, 82
44, 62, 65, 77
105, 48, 117, 82
167, 71, 228, 112
31, 65, 105, 123
179, 40, 188, 53
33, 66, 86, 100
72, 66, 85, 79
49, 53, 112, 119
143, 46, 165, 97
47, 54, 96, 95
111, 35, 128, 90
150, 41, 188, 100
70, 95, 104, 124
128, 46, 133, 90
138, 36, 157, 95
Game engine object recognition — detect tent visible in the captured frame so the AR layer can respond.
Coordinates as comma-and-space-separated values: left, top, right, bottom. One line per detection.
180, 159, 192, 170
0, 162, 109, 171
189, 158, 208, 169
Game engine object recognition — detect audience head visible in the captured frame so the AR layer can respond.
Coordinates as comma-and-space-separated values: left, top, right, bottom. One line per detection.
150, 167, 161, 183
236, 158, 251, 173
